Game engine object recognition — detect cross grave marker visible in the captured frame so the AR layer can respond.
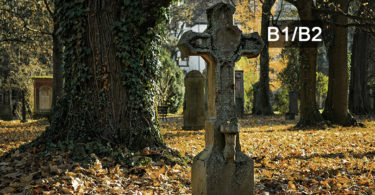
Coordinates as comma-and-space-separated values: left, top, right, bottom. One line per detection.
178, 3, 264, 195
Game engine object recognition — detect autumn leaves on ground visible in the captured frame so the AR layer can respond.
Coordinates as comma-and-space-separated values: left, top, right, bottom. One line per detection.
1, 116, 375, 194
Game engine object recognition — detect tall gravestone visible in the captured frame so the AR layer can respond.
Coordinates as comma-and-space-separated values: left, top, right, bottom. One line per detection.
235, 70, 244, 117
33, 77, 53, 114
183, 70, 206, 130
178, 3, 264, 195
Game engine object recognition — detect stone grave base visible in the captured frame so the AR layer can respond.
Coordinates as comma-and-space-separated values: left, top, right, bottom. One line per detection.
192, 150, 254, 195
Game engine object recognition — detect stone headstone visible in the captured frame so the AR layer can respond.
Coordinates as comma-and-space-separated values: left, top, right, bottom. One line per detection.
33, 77, 53, 114
235, 70, 244, 117
183, 70, 205, 130
178, 3, 264, 195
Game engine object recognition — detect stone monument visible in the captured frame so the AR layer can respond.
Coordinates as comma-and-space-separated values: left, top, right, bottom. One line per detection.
178, 3, 264, 195
33, 76, 53, 114
183, 70, 206, 130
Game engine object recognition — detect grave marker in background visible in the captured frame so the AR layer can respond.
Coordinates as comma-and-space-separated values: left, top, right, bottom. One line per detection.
33, 76, 53, 114
183, 70, 206, 130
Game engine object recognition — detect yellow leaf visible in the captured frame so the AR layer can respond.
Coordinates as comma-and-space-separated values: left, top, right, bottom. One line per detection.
288, 181, 296, 190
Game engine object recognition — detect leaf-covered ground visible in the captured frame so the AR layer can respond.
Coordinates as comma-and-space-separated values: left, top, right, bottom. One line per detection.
1, 116, 375, 194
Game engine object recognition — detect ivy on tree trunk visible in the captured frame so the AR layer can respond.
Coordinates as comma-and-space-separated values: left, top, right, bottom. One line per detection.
44, 0, 172, 151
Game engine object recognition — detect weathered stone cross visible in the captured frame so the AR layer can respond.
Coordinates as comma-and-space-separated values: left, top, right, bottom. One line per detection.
178, 3, 264, 195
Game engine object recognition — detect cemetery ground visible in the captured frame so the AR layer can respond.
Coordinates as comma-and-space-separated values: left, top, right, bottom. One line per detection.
0, 116, 375, 194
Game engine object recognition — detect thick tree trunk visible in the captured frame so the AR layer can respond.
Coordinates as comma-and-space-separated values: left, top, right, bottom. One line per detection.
298, 46, 322, 125
349, 29, 371, 115
323, 1, 355, 126
51, 0, 64, 112
51, 30, 63, 111
45, 0, 171, 151
295, 1, 322, 126
254, 0, 275, 115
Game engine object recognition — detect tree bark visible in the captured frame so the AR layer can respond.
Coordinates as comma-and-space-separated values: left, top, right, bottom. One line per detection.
290, 0, 322, 126
254, 0, 275, 115
45, 0, 172, 151
51, 28, 63, 111
288, 90, 298, 114
8, 89, 13, 120
323, 0, 355, 126
349, 28, 371, 115
21, 91, 27, 123
298, 46, 322, 126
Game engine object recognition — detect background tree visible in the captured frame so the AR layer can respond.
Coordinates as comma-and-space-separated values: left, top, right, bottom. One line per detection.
253, 0, 276, 115
164, 1, 196, 61
43, 0, 64, 111
0, 0, 65, 113
156, 48, 184, 114
278, 47, 300, 116
349, 0, 375, 115
285, 0, 323, 126
0, 0, 52, 120
321, 0, 356, 126
235, 0, 285, 114
349, 29, 373, 115
235, 0, 262, 114
294, 0, 375, 125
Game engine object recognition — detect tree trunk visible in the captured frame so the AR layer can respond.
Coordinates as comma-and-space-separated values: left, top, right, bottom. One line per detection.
8, 89, 13, 120
254, 0, 274, 115
51, 27, 64, 111
298, 46, 322, 126
45, 0, 172, 151
295, 1, 322, 126
21, 91, 27, 123
288, 90, 298, 114
323, 1, 355, 126
349, 29, 371, 115
52, 0, 64, 112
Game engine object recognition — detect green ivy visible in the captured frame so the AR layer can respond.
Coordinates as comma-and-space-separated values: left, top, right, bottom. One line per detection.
111, 1, 169, 148
41, 0, 172, 153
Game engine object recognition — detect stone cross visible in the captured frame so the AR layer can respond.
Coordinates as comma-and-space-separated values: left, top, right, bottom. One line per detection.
178, 3, 264, 195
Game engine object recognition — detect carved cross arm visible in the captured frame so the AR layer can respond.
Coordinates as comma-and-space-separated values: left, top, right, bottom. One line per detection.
177, 30, 212, 58
240, 32, 265, 58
